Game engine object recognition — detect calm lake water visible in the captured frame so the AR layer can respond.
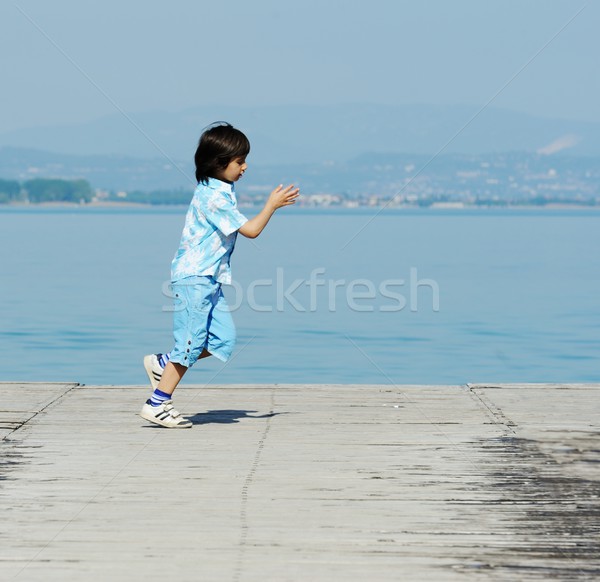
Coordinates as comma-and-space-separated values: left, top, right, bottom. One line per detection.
1, 206, 599, 386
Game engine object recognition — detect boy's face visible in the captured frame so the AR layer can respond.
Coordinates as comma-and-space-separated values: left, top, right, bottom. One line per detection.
217, 157, 248, 183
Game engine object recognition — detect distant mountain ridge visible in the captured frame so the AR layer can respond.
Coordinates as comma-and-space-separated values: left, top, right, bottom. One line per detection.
1, 103, 600, 165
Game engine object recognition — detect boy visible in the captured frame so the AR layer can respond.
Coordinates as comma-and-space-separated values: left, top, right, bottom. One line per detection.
140, 122, 299, 428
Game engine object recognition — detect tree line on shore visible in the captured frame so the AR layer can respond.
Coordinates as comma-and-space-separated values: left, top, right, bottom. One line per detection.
0, 177, 193, 205
0, 178, 93, 204
1, 175, 599, 208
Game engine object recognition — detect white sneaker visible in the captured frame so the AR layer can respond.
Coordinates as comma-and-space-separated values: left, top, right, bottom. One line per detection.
139, 400, 192, 428
144, 354, 164, 390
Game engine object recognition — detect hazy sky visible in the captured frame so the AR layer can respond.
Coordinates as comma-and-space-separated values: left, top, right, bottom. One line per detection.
1, 0, 597, 133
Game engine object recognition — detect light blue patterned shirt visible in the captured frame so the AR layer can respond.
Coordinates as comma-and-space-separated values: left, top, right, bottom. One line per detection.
171, 178, 248, 284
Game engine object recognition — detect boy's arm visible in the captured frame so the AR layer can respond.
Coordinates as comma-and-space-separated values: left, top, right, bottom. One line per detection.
238, 184, 299, 239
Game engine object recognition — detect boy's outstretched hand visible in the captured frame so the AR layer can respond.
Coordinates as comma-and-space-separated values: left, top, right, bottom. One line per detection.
238, 184, 300, 239
268, 184, 300, 210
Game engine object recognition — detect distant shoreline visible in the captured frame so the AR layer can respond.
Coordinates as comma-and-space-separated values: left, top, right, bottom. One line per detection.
1, 201, 599, 211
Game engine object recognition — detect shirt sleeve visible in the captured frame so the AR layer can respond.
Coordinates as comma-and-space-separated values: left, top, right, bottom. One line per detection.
198, 188, 248, 236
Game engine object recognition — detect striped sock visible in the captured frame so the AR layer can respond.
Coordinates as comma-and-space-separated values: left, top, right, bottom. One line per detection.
158, 352, 171, 369
149, 388, 172, 407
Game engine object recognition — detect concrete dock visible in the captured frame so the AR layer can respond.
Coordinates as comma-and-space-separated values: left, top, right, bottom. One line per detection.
1, 382, 599, 581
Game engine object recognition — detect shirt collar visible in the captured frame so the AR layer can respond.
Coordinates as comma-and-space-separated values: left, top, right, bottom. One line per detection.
206, 177, 234, 193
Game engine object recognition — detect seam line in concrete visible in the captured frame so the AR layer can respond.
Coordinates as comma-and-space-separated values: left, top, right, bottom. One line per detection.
465, 384, 517, 435
233, 386, 276, 582
2, 383, 81, 441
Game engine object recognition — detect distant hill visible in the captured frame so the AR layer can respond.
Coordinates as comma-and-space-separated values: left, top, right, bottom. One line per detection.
1, 103, 600, 165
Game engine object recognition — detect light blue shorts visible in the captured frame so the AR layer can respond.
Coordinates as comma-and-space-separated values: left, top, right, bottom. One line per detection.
169, 276, 236, 367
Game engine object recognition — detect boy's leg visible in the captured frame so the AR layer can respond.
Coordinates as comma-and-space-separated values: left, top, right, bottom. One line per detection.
204, 288, 237, 363
139, 359, 191, 427
156, 361, 187, 395
139, 359, 190, 429
139, 350, 212, 428
140, 278, 216, 428
156, 348, 211, 394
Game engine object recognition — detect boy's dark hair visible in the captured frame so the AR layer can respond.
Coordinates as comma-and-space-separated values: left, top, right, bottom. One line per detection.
194, 122, 250, 184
